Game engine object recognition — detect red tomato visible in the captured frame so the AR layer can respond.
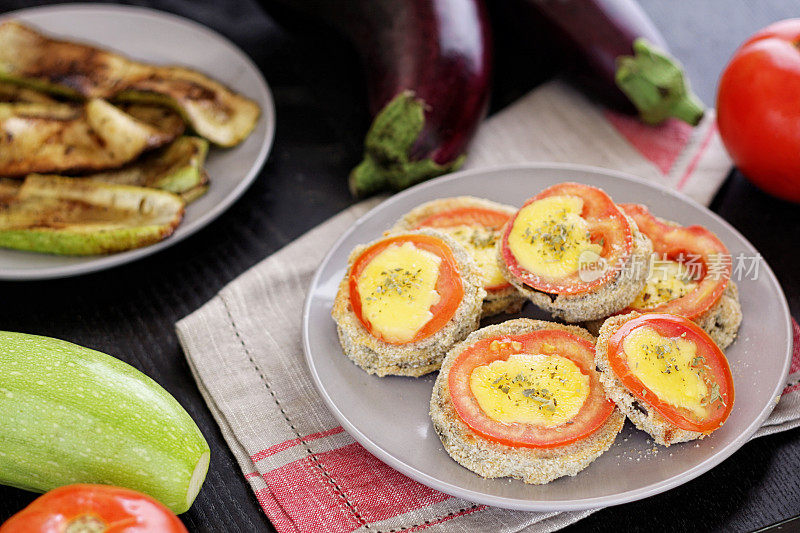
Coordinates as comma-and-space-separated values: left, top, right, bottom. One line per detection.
717, 19, 800, 202
448, 329, 616, 448
500, 183, 633, 295
416, 206, 513, 291
620, 203, 730, 319
0, 484, 187, 533
606, 314, 734, 433
349, 234, 464, 345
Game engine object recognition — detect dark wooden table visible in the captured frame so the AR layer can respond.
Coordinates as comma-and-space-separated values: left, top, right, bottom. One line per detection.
0, 1, 798, 531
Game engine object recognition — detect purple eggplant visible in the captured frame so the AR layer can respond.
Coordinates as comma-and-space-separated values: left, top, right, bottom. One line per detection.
520, 0, 704, 125
261, 0, 492, 196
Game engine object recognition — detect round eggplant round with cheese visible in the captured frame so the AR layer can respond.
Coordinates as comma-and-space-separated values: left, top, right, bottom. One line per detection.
332, 229, 485, 377
619, 204, 742, 348
596, 312, 735, 446
498, 183, 652, 322
391, 197, 524, 317
430, 319, 624, 484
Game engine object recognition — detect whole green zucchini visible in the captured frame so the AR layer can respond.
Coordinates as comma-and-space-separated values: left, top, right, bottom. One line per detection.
0, 332, 210, 514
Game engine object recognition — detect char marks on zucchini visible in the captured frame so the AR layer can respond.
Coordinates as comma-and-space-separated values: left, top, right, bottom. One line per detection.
0, 175, 185, 255
0, 99, 173, 177
0, 21, 260, 147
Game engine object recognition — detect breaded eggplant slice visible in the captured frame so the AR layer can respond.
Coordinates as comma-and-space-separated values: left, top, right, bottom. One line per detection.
430, 319, 624, 484
0, 174, 184, 255
585, 282, 742, 350
694, 282, 742, 350
585, 210, 742, 349
0, 99, 173, 177
332, 229, 486, 377
595, 312, 723, 446
0, 21, 260, 147
88, 137, 209, 201
390, 196, 525, 318
498, 215, 653, 323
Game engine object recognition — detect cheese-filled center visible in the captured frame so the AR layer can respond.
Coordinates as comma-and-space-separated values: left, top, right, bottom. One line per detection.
443, 225, 505, 288
507, 195, 602, 279
469, 353, 590, 427
622, 326, 710, 418
631, 259, 699, 309
356, 241, 443, 343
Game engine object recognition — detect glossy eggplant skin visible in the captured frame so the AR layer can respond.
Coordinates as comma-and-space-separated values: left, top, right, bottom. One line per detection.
347, 0, 491, 165
260, 0, 492, 195
516, 0, 703, 125
529, 0, 662, 109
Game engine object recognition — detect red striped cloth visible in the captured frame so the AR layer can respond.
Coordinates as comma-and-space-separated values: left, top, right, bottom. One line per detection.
176, 81, 794, 533
463, 80, 731, 205
187, 320, 800, 533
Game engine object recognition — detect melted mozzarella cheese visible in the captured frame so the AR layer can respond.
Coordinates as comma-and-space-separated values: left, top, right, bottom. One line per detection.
507, 195, 602, 279
469, 353, 590, 427
442, 225, 506, 288
357, 242, 442, 343
622, 326, 709, 418
631, 259, 699, 309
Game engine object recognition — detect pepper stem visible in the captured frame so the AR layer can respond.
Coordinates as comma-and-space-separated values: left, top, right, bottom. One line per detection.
348, 91, 463, 197
615, 38, 705, 126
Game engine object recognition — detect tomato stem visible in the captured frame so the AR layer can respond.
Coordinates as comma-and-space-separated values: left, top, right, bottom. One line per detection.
65, 514, 107, 533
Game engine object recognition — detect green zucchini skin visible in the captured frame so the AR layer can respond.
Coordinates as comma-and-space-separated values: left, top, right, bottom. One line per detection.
0, 331, 210, 514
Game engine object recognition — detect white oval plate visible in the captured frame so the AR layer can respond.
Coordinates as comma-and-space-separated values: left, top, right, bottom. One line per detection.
0, 4, 275, 280
303, 164, 792, 511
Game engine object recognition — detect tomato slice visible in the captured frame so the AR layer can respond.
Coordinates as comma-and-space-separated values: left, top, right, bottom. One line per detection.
621, 204, 730, 319
448, 329, 616, 448
500, 183, 633, 295
0, 484, 187, 533
416, 206, 511, 232
415, 206, 513, 292
606, 314, 734, 433
349, 234, 464, 345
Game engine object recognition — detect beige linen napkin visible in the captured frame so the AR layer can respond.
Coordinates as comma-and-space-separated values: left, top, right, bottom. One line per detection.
177, 80, 799, 532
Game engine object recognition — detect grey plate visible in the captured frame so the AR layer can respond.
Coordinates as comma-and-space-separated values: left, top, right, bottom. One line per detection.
0, 4, 275, 280
303, 164, 792, 511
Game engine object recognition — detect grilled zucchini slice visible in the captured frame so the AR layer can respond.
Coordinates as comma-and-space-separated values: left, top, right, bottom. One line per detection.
88, 136, 209, 199
118, 103, 186, 139
179, 181, 210, 204
0, 178, 19, 201
0, 80, 55, 103
0, 83, 185, 140
0, 174, 184, 255
0, 99, 174, 177
0, 21, 260, 147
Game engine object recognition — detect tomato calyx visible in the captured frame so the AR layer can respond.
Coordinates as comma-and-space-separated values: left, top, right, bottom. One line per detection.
620, 204, 730, 319
448, 329, 616, 448
606, 314, 734, 433
501, 183, 633, 296
348, 234, 463, 345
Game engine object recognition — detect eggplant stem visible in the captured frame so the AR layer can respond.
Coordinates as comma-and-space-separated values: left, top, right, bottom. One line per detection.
348, 91, 462, 197
615, 38, 705, 126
